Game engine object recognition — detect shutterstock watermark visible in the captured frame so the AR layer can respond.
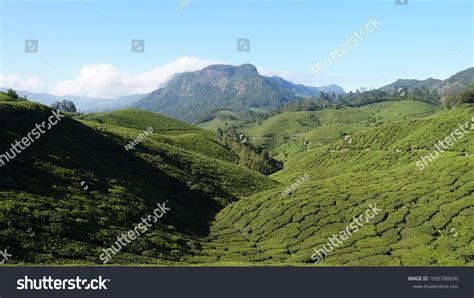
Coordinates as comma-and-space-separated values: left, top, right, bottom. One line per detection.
416, 117, 474, 170
0, 248, 12, 264
176, 0, 191, 12
311, 203, 382, 263
311, 17, 382, 76
17, 276, 110, 290
0, 110, 64, 168
281, 174, 310, 197
100, 201, 170, 264
125, 127, 153, 151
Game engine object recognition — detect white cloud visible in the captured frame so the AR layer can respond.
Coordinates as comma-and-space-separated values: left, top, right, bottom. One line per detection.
48, 57, 222, 98
3, 58, 360, 98
0, 74, 42, 92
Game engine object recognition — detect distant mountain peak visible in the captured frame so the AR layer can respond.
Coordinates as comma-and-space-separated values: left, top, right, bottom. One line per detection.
133, 63, 344, 123
201, 63, 259, 77
237, 63, 258, 72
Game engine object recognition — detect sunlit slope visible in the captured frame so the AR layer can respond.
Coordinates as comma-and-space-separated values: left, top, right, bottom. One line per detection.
243, 101, 440, 160
194, 108, 473, 266
82, 109, 238, 163
197, 110, 246, 131
82, 109, 281, 174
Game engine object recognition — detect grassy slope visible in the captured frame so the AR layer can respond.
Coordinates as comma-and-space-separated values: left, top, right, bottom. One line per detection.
0, 92, 14, 102
197, 110, 246, 131
82, 109, 238, 163
193, 107, 474, 266
80, 120, 277, 199
84, 109, 281, 174
84, 109, 201, 135
1, 94, 472, 266
0, 100, 276, 265
243, 101, 440, 160
0, 91, 27, 102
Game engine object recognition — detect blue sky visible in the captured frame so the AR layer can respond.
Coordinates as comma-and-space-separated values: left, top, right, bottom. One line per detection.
0, 0, 472, 97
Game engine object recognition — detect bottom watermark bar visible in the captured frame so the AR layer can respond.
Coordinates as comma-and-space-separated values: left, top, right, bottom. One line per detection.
0, 267, 472, 298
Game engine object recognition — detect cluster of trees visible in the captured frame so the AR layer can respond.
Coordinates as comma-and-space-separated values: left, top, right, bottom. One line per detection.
51, 100, 77, 112
404, 88, 440, 104
276, 87, 441, 114
443, 83, 474, 106
340, 87, 440, 106
3, 89, 80, 113
7, 89, 19, 99
6, 89, 27, 101
216, 127, 282, 175
279, 97, 335, 113
198, 86, 445, 127
199, 83, 464, 127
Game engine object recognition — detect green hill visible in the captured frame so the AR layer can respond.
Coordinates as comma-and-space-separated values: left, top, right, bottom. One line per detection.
81, 109, 281, 174
193, 107, 474, 266
83, 109, 202, 135
197, 110, 247, 131
241, 101, 440, 160
0, 91, 27, 102
0, 101, 277, 264
81, 109, 237, 163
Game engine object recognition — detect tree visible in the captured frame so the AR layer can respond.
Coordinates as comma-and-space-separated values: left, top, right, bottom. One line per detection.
448, 83, 474, 106
51, 100, 77, 112
7, 89, 19, 99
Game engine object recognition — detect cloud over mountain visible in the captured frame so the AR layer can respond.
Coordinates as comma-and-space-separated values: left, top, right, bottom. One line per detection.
48, 57, 222, 98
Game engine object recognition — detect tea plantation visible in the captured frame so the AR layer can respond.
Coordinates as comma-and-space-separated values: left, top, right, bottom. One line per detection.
0, 91, 472, 266
193, 108, 473, 266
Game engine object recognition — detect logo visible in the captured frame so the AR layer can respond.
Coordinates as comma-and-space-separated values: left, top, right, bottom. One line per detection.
81, 181, 89, 191
25, 40, 38, 53
397, 88, 405, 96
27, 228, 35, 237
237, 38, 250, 52
450, 228, 458, 237
131, 39, 144, 53
344, 135, 352, 144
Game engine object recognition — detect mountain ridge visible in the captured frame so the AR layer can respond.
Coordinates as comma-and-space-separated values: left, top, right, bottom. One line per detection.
133, 64, 345, 123
380, 67, 474, 97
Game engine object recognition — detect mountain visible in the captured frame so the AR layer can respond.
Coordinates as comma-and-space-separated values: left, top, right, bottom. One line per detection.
380, 67, 474, 97
435, 67, 474, 97
265, 76, 345, 96
133, 64, 345, 123
379, 78, 442, 92
0, 88, 146, 113
441, 67, 474, 86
